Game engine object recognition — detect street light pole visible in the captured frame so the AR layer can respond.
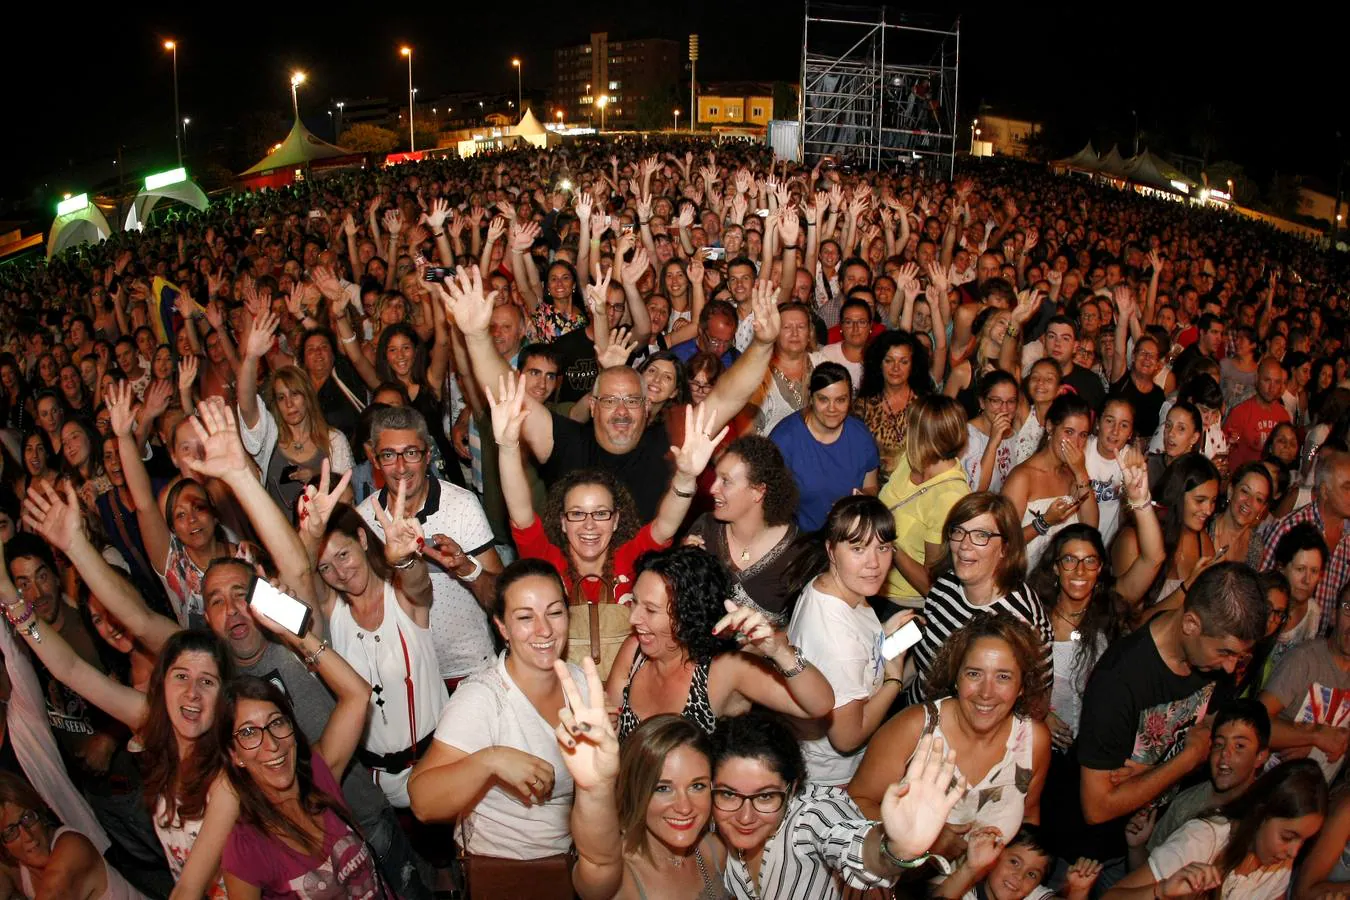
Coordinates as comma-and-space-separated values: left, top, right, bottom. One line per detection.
597, 95, 608, 132
290, 71, 306, 119
182, 117, 190, 150
401, 46, 415, 152
512, 58, 522, 114
674, 109, 679, 131
164, 40, 182, 166
336, 101, 345, 139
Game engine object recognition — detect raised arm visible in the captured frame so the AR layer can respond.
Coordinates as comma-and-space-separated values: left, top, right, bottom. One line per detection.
509, 221, 544, 312
316, 268, 380, 390
701, 280, 781, 436
651, 405, 727, 543
480, 216, 507, 279
24, 481, 179, 654
373, 480, 435, 612
1114, 450, 1166, 604
107, 382, 172, 578
237, 310, 278, 431
487, 372, 543, 530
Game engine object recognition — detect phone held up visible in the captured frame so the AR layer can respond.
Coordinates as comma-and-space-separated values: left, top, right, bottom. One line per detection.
248, 576, 312, 637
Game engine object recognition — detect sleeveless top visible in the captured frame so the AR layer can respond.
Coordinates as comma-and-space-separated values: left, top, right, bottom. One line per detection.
1021, 496, 1078, 570
153, 798, 228, 900
617, 653, 717, 741
626, 834, 725, 900
916, 699, 1035, 841
22, 826, 149, 900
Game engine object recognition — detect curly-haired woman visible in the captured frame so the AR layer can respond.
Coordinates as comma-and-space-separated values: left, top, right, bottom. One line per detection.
604, 545, 835, 741
853, 330, 933, 480
849, 614, 1052, 857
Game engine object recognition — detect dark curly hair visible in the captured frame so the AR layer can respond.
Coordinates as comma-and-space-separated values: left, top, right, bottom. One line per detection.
1026, 524, 1130, 679
923, 612, 1051, 720
634, 546, 737, 664
710, 709, 806, 800
543, 468, 640, 599
858, 329, 933, 400
717, 435, 798, 527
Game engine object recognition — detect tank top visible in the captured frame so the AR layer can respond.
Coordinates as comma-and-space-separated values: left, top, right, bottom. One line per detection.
626, 834, 724, 899
916, 699, 1034, 841
22, 826, 150, 900
152, 798, 228, 900
617, 654, 717, 741
330, 580, 448, 759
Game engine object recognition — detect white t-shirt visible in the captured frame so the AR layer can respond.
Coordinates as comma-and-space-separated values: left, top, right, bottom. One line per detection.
1148, 819, 1292, 900
358, 478, 497, 679
1085, 436, 1126, 546
787, 578, 885, 785
433, 653, 589, 859
811, 344, 863, 391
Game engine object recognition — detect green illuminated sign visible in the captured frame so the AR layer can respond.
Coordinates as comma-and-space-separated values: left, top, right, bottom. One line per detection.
145, 167, 188, 191
56, 194, 89, 216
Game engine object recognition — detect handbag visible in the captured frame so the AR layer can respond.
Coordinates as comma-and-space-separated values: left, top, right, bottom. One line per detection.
564, 574, 632, 681
462, 851, 576, 900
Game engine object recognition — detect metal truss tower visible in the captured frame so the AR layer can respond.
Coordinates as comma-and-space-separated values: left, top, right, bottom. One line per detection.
801, 3, 960, 178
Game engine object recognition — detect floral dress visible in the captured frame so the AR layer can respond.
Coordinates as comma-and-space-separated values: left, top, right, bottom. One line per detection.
527, 299, 587, 343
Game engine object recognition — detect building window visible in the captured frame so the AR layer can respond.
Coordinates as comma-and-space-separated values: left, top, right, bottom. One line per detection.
708, 106, 719, 117
608, 80, 619, 90
752, 106, 763, 118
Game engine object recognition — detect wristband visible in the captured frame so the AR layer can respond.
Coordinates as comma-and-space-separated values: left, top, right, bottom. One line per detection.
672, 484, 696, 499
1032, 511, 1050, 536
303, 640, 330, 668
455, 554, 484, 583
1126, 496, 1152, 511
880, 840, 951, 874
341, 334, 358, 344
431, 230, 445, 237
882, 677, 903, 689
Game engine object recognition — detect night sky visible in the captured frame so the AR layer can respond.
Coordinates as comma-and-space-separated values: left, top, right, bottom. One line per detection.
2, 3, 1344, 213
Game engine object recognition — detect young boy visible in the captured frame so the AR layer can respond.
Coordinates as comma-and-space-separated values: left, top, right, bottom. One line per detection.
934, 825, 1102, 900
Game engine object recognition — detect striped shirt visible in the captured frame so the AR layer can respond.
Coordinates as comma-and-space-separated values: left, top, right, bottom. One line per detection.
903, 573, 1053, 707
723, 783, 893, 900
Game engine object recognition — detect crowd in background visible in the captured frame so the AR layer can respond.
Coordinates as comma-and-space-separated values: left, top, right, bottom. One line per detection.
0, 136, 1345, 899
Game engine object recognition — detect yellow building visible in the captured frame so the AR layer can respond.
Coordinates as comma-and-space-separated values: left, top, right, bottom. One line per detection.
697, 82, 776, 129
975, 113, 1043, 159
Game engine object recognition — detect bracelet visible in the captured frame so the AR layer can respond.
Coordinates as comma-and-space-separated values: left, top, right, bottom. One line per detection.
1126, 496, 1152, 511
882, 677, 903, 689
497, 442, 520, 450
431, 230, 445, 238
1032, 511, 1050, 536
341, 334, 358, 344
776, 645, 808, 678
392, 556, 419, 570
880, 840, 948, 873
455, 554, 484, 583
672, 484, 696, 499
303, 640, 330, 668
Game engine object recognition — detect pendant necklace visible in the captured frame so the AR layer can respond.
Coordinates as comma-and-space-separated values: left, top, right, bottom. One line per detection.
1054, 606, 1084, 642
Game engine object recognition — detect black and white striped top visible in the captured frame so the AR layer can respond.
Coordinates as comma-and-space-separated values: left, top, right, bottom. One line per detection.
723, 783, 893, 900
902, 572, 1053, 707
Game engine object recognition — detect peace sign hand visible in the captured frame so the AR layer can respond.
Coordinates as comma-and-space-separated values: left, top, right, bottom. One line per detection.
552, 657, 620, 790
298, 459, 352, 542
373, 478, 424, 566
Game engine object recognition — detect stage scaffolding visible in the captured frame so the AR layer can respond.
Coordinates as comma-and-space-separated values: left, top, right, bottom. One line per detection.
800, 3, 960, 178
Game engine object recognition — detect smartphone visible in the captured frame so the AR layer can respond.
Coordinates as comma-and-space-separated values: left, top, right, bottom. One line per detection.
755, 209, 770, 218
307, 209, 324, 219
704, 247, 726, 262
253, 227, 266, 236
423, 266, 455, 282
249, 576, 312, 637
881, 620, 922, 660
621, 223, 635, 234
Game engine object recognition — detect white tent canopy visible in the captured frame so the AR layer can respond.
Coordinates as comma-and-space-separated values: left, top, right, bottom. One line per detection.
241, 118, 354, 176
513, 107, 547, 137
124, 179, 210, 231
47, 202, 112, 259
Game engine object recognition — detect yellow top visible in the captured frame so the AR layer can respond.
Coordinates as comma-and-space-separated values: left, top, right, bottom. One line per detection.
879, 457, 969, 602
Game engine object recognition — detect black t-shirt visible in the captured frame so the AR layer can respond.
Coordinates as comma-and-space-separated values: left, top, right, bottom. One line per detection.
1071, 623, 1220, 860
541, 411, 671, 520
1111, 375, 1166, 439
553, 327, 598, 403
1062, 364, 1107, 413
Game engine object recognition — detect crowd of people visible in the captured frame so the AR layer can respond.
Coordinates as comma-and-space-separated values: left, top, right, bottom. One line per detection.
0, 134, 1346, 900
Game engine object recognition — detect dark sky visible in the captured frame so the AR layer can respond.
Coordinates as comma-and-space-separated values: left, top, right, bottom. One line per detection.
2, 3, 1345, 210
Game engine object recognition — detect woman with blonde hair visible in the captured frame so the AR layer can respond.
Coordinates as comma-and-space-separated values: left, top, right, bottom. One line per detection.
878, 393, 970, 614
236, 313, 354, 515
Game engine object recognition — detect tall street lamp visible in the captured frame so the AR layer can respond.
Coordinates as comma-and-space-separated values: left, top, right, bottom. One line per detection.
290, 71, 306, 119
511, 58, 522, 114
164, 40, 181, 166
182, 117, 191, 150
401, 46, 415, 152
335, 101, 345, 138
674, 109, 680, 131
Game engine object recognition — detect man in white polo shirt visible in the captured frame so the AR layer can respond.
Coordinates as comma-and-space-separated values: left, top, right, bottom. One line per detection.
357, 405, 502, 688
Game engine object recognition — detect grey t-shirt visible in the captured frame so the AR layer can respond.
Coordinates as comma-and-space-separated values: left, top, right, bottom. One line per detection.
1147, 781, 1217, 852
1265, 640, 1350, 783
240, 640, 390, 827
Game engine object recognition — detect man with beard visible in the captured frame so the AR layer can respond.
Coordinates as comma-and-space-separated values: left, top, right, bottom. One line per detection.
447, 265, 780, 520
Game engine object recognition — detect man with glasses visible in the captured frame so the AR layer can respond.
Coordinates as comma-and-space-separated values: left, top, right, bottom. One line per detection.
672, 299, 739, 369
357, 405, 502, 691
447, 265, 781, 520
1259, 584, 1350, 783
813, 295, 873, 390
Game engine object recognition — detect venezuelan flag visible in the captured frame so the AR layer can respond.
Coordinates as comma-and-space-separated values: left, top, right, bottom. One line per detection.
149, 277, 205, 345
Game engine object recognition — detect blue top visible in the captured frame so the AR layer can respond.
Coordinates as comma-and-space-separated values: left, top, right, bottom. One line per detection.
670, 338, 738, 369
769, 413, 880, 532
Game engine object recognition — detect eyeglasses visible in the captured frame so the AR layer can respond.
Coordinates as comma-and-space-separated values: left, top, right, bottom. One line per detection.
595, 395, 644, 410
563, 508, 614, 522
233, 715, 295, 750
841, 319, 872, 329
375, 447, 427, 465
711, 788, 787, 814
947, 525, 1002, 547
689, 380, 714, 393
1057, 555, 1102, 572
1268, 606, 1291, 626
0, 811, 40, 844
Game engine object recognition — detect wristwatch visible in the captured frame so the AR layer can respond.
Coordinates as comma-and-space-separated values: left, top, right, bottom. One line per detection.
775, 645, 807, 678
455, 554, 484, 583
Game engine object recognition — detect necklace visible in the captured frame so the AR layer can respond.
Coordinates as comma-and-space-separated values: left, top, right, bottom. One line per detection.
772, 363, 807, 408
1053, 606, 1085, 641
728, 526, 756, 563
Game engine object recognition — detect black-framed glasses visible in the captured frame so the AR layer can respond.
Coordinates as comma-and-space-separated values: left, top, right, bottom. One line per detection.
233, 716, 295, 750
1057, 555, 1102, 572
0, 811, 40, 843
947, 525, 1002, 547
563, 508, 615, 523
711, 788, 787, 814
375, 447, 427, 465
595, 395, 644, 410
1268, 606, 1291, 627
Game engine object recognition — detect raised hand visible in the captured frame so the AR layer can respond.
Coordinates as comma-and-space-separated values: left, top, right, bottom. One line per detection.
495, 199, 517, 222
879, 733, 969, 859
575, 192, 594, 226
585, 265, 614, 322
1147, 248, 1163, 272
486, 372, 530, 447
1064, 858, 1104, 898
778, 204, 801, 246
21, 481, 88, 554
713, 599, 786, 659
512, 220, 541, 252
440, 265, 496, 337
105, 381, 137, 438
1120, 445, 1150, 506
373, 478, 425, 566
926, 261, 950, 299
245, 311, 279, 360
963, 826, 1005, 872
487, 216, 508, 245
178, 355, 200, 392
424, 197, 451, 231
673, 404, 728, 479
597, 328, 637, 369
1113, 284, 1136, 322
553, 657, 620, 791
1011, 289, 1041, 326
184, 398, 250, 481
382, 208, 403, 236
750, 279, 782, 345
620, 246, 650, 287
298, 459, 352, 541
343, 213, 358, 237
